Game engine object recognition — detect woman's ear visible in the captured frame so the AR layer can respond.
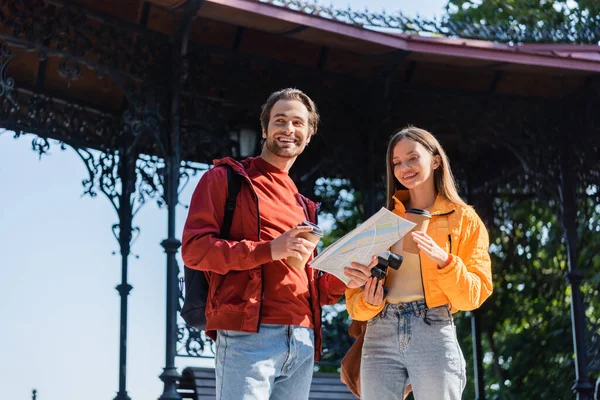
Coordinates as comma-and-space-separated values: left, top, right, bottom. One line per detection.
433, 155, 441, 169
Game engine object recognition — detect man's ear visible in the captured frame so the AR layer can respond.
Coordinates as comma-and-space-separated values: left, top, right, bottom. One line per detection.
306, 133, 313, 145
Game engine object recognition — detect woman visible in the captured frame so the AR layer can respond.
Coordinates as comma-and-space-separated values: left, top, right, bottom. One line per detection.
345, 126, 493, 400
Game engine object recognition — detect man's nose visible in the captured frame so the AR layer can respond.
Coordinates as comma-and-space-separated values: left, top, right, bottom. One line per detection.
283, 122, 295, 133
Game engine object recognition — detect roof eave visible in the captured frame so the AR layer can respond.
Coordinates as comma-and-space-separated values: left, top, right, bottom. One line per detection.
207, 0, 600, 73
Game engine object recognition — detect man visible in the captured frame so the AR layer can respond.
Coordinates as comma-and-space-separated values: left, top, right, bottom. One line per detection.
182, 88, 372, 400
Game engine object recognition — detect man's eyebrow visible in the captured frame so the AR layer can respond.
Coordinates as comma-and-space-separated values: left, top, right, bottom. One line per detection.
272, 113, 306, 121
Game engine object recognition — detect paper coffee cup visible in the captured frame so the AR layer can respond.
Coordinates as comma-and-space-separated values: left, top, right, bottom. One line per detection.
403, 208, 432, 253
286, 221, 323, 269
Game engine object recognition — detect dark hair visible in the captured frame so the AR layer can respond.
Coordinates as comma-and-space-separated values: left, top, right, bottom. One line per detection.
385, 126, 466, 209
260, 88, 319, 135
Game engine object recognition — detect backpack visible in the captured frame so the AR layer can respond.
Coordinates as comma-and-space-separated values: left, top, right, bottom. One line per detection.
180, 165, 242, 330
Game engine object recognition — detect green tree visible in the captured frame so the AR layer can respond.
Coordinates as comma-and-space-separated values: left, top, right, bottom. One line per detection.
456, 190, 584, 399
445, 0, 600, 43
314, 177, 365, 370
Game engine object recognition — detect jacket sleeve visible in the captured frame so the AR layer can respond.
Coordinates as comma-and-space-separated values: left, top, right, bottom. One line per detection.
436, 208, 493, 311
181, 166, 273, 274
316, 272, 347, 306
345, 287, 386, 321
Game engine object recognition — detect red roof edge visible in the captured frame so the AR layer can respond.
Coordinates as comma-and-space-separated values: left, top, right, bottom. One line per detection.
207, 0, 600, 73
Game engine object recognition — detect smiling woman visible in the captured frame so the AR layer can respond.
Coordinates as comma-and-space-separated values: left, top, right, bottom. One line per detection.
343, 126, 492, 400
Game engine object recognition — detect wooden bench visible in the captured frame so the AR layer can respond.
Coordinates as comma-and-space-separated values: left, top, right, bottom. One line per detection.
178, 366, 356, 399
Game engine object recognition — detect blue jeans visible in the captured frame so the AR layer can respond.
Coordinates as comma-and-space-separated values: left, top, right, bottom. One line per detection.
361, 302, 466, 400
215, 324, 315, 400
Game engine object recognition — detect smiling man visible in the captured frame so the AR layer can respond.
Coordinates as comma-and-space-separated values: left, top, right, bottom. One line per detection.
182, 88, 373, 400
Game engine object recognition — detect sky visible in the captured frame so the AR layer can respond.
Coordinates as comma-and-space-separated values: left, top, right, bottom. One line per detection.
0, 1, 446, 399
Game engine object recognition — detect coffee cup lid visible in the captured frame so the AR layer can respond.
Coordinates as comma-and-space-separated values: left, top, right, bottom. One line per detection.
299, 221, 323, 237
406, 208, 431, 218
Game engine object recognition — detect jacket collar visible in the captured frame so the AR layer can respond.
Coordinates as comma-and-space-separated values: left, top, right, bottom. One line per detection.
213, 156, 249, 177
392, 189, 456, 216
213, 157, 320, 221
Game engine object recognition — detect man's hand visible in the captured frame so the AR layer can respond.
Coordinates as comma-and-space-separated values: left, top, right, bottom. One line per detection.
343, 255, 378, 289
270, 225, 316, 261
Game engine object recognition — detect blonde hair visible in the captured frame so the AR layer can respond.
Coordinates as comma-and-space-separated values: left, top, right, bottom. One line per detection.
385, 126, 466, 210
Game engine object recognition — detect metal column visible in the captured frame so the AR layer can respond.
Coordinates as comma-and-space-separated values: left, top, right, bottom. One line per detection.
114, 148, 136, 400
158, 1, 204, 398
560, 141, 594, 400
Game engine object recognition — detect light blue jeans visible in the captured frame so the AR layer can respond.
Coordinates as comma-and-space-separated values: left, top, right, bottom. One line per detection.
361, 301, 466, 400
215, 324, 315, 400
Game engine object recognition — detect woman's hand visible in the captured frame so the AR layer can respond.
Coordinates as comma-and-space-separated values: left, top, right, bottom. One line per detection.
343, 255, 378, 289
362, 276, 385, 306
411, 231, 450, 267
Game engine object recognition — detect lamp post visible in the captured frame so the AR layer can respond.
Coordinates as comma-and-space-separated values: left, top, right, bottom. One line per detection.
230, 127, 259, 158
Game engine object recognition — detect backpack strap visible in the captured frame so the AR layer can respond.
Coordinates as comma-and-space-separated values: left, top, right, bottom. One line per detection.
220, 165, 242, 238
179, 164, 243, 330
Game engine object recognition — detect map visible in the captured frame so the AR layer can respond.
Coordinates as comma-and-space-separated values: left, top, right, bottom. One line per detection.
310, 208, 416, 284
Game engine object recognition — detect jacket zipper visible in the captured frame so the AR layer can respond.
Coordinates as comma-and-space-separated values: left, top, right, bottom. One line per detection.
298, 194, 319, 332
254, 184, 263, 333
239, 172, 264, 332
418, 253, 427, 307
419, 210, 454, 308
448, 234, 453, 254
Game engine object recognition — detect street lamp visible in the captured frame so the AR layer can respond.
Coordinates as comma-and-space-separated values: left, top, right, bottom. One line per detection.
230, 127, 259, 158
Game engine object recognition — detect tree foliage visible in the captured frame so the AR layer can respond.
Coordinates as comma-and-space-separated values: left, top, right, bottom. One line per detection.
313, 177, 364, 370
454, 185, 600, 399
445, 0, 600, 43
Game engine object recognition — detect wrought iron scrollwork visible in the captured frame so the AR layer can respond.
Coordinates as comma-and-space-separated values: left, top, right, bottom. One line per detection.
4, 90, 121, 155
58, 58, 82, 87
74, 148, 167, 218
177, 323, 216, 358
0, 0, 169, 83
178, 161, 208, 208
121, 86, 169, 159
0, 43, 16, 107
177, 267, 216, 359
175, 161, 212, 359
137, 154, 166, 208
30, 135, 51, 158
75, 148, 120, 205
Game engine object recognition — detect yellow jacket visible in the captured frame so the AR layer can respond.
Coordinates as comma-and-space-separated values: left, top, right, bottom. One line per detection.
346, 190, 493, 320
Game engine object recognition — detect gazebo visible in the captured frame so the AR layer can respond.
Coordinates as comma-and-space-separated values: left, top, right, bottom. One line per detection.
2, 0, 598, 399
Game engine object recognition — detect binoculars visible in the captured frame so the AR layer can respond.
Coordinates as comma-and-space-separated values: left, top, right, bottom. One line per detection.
370, 251, 403, 281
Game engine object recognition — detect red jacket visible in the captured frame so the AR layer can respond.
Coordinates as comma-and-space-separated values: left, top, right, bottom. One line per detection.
181, 157, 347, 361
